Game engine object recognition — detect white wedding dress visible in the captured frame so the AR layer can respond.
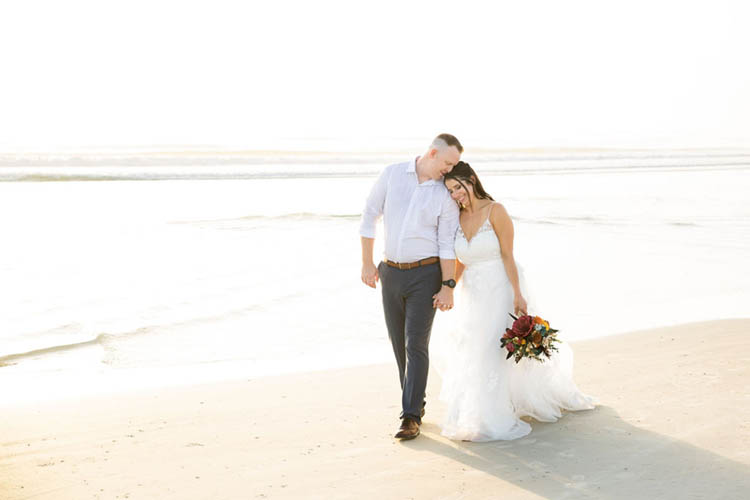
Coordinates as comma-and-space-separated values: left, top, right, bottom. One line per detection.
433, 213, 596, 442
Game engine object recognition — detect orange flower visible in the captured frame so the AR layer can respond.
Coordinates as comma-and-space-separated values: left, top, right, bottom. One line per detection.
533, 316, 550, 330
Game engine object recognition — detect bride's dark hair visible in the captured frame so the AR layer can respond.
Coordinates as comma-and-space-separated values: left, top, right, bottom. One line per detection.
444, 161, 494, 210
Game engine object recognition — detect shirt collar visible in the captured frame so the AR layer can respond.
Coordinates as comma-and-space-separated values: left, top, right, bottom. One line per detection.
407, 156, 438, 186
406, 156, 417, 174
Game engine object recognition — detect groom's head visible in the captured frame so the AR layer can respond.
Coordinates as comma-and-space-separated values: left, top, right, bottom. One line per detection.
423, 133, 463, 180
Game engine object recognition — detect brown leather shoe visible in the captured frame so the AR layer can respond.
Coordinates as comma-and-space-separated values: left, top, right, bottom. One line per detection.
394, 417, 420, 440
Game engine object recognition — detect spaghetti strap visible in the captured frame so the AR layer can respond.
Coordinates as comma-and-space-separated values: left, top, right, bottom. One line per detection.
485, 202, 494, 227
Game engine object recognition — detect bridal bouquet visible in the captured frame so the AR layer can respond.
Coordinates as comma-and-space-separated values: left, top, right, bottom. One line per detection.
501, 313, 560, 363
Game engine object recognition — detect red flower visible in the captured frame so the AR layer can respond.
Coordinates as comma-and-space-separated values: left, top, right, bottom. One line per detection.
511, 315, 535, 338
506, 343, 515, 353
502, 329, 514, 340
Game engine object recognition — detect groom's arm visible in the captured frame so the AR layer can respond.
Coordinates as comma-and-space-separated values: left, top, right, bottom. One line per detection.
436, 191, 460, 262
359, 166, 389, 288
361, 237, 378, 288
433, 193, 460, 310
433, 258, 456, 311
433, 257, 456, 307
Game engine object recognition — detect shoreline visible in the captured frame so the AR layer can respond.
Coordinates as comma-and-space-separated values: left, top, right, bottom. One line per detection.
2, 317, 748, 410
2, 319, 749, 499
2, 147, 749, 168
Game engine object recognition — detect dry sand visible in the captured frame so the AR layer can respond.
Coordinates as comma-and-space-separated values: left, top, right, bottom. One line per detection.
2, 319, 749, 499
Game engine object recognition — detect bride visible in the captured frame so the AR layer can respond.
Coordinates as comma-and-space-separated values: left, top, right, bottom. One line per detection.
434, 161, 596, 442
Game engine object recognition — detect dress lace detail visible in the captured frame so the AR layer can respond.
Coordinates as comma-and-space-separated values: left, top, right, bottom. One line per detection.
457, 214, 495, 244
432, 214, 596, 442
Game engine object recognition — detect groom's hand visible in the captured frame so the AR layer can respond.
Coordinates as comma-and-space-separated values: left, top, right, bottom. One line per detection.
433, 287, 454, 311
361, 262, 379, 288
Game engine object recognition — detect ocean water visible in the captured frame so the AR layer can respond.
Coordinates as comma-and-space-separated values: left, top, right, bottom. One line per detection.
1, 151, 749, 405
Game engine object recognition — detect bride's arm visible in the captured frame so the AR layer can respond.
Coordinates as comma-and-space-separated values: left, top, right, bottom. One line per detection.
455, 260, 465, 283
489, 203, 528, 315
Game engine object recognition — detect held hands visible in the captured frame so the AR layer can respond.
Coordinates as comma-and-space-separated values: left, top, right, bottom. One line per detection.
433, 287, 454, 311
361, 262, 379, 288
362, 260, 454, 313
513, 294, 528, 316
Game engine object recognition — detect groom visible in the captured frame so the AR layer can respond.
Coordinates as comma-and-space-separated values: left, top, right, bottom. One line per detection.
360, 133, 462, 440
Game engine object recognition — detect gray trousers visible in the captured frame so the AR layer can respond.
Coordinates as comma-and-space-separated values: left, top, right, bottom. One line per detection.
378, 260, 442, 424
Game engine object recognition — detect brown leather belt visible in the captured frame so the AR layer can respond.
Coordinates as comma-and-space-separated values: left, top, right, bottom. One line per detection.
384, 256, 439, 270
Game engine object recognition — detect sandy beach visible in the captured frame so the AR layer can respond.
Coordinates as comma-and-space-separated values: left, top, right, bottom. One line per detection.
2, 319, 749, 499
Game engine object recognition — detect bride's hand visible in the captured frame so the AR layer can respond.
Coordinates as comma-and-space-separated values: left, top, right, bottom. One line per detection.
514, 295, 528, 316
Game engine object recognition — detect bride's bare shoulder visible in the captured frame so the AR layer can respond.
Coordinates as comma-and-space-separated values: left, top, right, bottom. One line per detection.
488, 202, 513, 229
489, 201, 511, 218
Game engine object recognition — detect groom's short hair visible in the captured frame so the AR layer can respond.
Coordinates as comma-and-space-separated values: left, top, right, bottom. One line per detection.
432, 133, 464, 154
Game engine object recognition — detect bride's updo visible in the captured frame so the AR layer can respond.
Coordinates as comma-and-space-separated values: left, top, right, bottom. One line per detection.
443, 161, 494, 210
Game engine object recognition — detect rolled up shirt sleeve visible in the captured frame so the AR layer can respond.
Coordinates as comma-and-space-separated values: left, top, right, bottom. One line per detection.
437, 192, 460, 260
359, 165, 390, 238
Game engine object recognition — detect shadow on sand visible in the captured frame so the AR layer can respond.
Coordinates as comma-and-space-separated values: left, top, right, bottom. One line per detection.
400, 406, 749, 499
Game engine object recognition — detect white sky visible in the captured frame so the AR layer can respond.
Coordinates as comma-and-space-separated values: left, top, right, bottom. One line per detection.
1, 0, 749, 151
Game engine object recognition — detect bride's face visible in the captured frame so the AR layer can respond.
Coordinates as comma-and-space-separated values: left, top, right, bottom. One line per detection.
445, 178, 474, 207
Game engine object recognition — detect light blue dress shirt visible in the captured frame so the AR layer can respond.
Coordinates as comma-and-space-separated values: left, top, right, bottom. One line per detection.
359, 157, 459, 263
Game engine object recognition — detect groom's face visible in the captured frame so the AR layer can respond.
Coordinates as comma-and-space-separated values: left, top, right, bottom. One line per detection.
428, 146, 461, 180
